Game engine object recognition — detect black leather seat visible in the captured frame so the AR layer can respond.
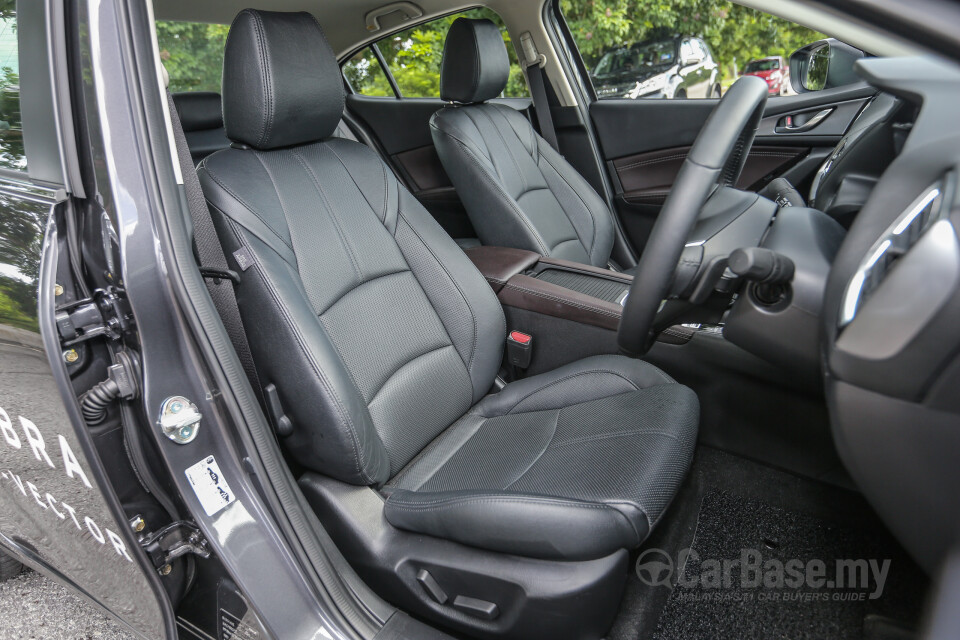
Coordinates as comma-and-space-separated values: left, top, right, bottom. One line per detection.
197, 10, 697, 637
432, 19, 630, 270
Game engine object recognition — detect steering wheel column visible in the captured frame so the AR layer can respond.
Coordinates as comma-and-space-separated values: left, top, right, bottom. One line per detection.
619, 76, 771, 355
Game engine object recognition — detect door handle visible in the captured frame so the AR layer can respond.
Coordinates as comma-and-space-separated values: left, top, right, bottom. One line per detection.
778, 107, 833, 133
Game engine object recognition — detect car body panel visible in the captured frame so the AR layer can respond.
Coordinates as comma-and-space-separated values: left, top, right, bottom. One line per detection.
0, 179, 166, 639
743, 56, 788, 95
590, 36, 719, 99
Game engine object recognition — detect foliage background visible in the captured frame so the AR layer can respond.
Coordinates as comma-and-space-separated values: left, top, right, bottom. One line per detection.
158, 2, 823, 97
343, 8, 529, 98
561, 0, 824, 82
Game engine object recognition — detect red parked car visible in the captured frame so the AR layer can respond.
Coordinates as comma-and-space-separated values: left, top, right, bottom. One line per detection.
742, 56, 790, 94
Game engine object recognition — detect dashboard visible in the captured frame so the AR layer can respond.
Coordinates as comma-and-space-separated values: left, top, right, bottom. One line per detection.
820, 56, 960, 573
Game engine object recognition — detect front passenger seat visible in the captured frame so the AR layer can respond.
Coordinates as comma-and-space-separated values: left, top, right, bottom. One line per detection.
197, 10, 698, 639
431, 18, 622, 270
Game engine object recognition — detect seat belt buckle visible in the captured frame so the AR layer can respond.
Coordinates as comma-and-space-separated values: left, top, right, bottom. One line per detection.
506, 331, 533, 370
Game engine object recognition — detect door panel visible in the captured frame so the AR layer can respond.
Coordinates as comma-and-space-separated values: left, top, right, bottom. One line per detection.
588, 83, 878, 252
346, 95, 534, 240
613, 144, 808, 205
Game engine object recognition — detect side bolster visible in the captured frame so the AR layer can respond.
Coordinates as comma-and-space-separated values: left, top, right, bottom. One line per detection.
534, 130, 615, 269
394, 189, 506, 402
430, 109, 552, 257
384, 489, 647, 561
200, 152, 391, 486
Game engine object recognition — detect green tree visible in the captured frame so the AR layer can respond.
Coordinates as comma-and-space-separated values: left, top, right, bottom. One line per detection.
348, 8, 528, 98
560, 0, 822, 81
156, 21, 230, 92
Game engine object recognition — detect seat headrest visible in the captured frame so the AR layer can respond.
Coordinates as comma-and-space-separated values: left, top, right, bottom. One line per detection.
222, 10, 343, 149
172, 92, 223, 132
440, 18, 510, 104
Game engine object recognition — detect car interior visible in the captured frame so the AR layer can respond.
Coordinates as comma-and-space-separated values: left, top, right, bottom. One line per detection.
140, 0, 960, 637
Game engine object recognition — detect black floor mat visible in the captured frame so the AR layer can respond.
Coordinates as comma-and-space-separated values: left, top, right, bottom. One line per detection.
651, 491, 924, 639
607, 447, 928, 640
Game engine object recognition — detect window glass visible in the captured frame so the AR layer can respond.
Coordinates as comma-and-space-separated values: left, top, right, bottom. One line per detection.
0, 8, 25, 172
355, 8, 528, 98
156, 21, 229, 92
343, 47, 394, 97
560, 0, 825, 99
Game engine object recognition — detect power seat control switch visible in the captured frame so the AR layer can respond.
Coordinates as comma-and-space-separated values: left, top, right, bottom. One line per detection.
453, 595, 500, 620
506, 330, 533, 369
416, 569, 448, 605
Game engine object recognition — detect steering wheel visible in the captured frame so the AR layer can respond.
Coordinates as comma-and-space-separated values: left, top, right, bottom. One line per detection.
618, 76, 769, 355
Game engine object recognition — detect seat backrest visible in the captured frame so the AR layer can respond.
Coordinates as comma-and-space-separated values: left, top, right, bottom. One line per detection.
197, 10, 505, 486
430, 18, 615, 268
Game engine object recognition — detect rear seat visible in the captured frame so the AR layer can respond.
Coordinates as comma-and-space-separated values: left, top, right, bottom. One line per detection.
172, 91, 361, 163
172, 92, 227, 163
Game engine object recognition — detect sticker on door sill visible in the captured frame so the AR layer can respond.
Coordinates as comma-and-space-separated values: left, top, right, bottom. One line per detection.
185, 455, 235, 517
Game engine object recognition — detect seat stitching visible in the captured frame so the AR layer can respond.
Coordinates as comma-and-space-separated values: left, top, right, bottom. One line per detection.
460, 110, 498, 173
551, 427, 681, 448
501, 409, 560, 490
386, 415, 484, 489
291, 146, 365, 281
502, 282, 621, 318
539, 150, 600, 264
396, 211, 480, 374
388, 494, 614, 510
251, 152, 298, 267
201, 167, 294, 251
434, 129, 550, 255
316, 268, 409, 317
325, 141, 390, 224
250, 11, 272, 147
491, 368, 643, 416
549, 237, 587, 253
367, 344, 455, 406
479, 106, 530, 194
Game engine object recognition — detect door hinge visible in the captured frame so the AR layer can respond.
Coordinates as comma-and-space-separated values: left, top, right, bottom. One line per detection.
132, 517, 210, 575
56, 286, 134, 347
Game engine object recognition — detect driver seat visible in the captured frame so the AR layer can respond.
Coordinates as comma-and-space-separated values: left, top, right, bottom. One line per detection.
198, 10, 698, 638
431, 18, 624, 270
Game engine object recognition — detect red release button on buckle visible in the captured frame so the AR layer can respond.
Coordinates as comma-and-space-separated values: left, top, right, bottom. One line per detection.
508, 330, 532, 345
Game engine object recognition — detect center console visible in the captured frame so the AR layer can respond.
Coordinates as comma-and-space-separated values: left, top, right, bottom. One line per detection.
464, 246, 691, 374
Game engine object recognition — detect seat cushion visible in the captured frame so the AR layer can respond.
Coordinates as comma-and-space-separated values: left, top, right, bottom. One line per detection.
384, 355, 698, 560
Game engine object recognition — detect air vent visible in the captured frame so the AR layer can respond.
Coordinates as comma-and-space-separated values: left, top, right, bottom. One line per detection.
839, 180, 949, 327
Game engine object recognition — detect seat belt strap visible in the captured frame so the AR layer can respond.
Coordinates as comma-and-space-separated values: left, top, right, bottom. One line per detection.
527, 63, 560, 152
166, 92, 263, 400
520, 32, 560, 152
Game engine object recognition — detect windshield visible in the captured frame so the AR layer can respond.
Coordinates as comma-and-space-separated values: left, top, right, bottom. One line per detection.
744, 59, 780, 72
593, 40, 676, 76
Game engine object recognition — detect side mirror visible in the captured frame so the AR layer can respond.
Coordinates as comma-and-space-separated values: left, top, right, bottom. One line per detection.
789, 39, 864, 93
681, 55, 700, 68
